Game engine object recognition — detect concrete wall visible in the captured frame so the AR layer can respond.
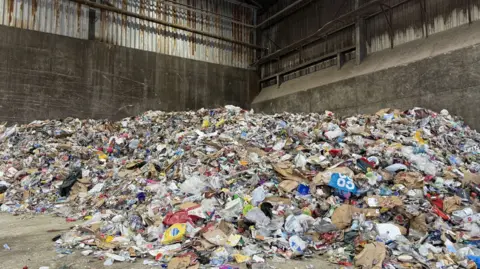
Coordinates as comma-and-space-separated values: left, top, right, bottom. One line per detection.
0, 25, 258, 123
252, 22, 480, 130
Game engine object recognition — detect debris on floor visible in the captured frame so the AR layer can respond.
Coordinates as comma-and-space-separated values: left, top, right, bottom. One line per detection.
0, 106, 479, 268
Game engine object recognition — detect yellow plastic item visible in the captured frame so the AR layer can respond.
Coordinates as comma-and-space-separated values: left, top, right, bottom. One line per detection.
239, 160, 248, 166
414, 130, 426, 145
202, 118, 210, 128
105, 235, 114, 243
96, 151, 108, 160
84, 215, 93, 220
232, 254, 251, 263
215, 118, 225, 127
162, 223, 186, 245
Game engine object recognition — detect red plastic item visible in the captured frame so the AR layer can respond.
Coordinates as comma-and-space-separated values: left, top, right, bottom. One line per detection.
65, 217, 77, 222
329, 149, 342, 157
429, 195, 444, 210
162, 210, 200, 226
432, 206, 450, 221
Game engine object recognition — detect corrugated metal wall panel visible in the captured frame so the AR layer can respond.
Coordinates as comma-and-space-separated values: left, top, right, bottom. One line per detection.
471, 0, 480, 21
366, 0, 424, 54
260, 0, 356, 78
0, 0, 253, 68
366, 0, 472, 54
0, 0, 86, 38
427, 0, 469, 35
260, 0, 480, 82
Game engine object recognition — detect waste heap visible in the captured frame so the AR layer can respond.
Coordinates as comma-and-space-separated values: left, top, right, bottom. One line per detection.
0, 106, 479, 268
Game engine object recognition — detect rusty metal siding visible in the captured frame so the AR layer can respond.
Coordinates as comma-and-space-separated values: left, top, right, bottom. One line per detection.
0, 0, 89, 38
0, 0, 254, 68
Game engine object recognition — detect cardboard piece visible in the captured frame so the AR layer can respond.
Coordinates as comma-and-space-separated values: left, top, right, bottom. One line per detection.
273, 163, 306, 182
178, 202, 199, 210
354, 242, 386, 269
331, 205, 353, 230
464, 172, 480, 185
364, 195, 403, 209
443, 196, 463, 214
394, 171, 424, 189
410, 214, 428, 233
332, 205, 381, 230
202, 229, 228, 246
279, 180, 299, 192
264, 196, 291, 205
168, 256, 191, 269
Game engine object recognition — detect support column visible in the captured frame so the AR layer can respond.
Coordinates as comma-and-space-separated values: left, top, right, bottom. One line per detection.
88, 0, 96, 40
337, 52, 345, 70
355, 0, 366, 65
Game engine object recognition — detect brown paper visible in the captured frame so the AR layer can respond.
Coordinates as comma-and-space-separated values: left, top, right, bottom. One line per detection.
246, 147, 267, 157
395, 224, 408, 235
178, 202, 199, 210
410, 214, 428, 233
203, 229, 228, 246
273, 163, 306, 182
332, 205, 381, 230
264, 196, 292, 205
354, 242, 386, 269
377, 169, 393, 182
279, 180, 299, 192
443, 196, 463, 214
128, 247, 136, 257
331, 205, 353, 230
394, 171, 424, 189
464, 172, 480, 185
364, 195, 403, 209
168, 256, 191, 269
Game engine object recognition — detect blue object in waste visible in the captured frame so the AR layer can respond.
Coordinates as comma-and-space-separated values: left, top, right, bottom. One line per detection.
297, 184, 310, 195
467, 255, 480, 266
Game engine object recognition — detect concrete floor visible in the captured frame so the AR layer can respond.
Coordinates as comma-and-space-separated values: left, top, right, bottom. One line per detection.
0, 214, 336, 269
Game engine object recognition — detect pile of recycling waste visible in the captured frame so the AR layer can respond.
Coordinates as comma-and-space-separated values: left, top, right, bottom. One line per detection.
0, 106, 480, 268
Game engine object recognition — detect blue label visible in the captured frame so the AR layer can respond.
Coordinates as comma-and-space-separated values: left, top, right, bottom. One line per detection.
328, 173, 357, 194
171, 228, 180, 236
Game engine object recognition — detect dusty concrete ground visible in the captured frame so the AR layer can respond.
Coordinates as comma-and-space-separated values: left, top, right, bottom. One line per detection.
0, 214, 336, 269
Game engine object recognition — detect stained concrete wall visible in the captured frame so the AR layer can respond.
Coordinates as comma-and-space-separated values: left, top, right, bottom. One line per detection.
0, 25, 258, 123
252, 22, 480, 130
